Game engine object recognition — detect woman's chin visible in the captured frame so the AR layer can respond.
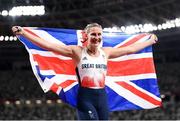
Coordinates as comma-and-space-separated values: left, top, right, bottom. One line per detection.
93, 44, 100, 48
93, 42, 100, 47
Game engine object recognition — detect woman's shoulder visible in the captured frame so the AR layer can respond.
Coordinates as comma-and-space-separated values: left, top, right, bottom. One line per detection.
101, 47, 112, 53
101, 47, 113, 59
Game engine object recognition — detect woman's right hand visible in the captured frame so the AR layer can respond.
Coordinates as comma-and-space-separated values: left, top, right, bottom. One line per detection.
12, 26, 24, 35
149, 34, 158, 44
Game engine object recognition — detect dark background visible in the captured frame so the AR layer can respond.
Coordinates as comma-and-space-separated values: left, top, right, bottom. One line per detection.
0, 0, 180, 120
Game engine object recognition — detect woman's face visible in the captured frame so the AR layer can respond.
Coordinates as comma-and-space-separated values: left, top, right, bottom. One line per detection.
87, 26, 103, 48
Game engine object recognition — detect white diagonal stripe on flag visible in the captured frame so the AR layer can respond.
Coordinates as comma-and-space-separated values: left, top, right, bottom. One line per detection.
109, 53, 153, 61
39, 70, 56, 75
114, 34, 138, 48
106, 80, 158, 109
106, 73, 157, 82
114, 34, 150, 48
125, 81, 161, 101
56, 86, 62, 95
31, 29, 65, 45
64, 82, 78, 92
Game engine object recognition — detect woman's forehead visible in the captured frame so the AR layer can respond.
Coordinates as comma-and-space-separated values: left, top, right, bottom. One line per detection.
88, 27, 102, 33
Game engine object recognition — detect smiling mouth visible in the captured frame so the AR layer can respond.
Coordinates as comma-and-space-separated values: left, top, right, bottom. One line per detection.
91, 39, 101, 43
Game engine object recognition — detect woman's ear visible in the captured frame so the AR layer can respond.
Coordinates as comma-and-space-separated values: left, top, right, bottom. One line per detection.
81, 30, 88, 43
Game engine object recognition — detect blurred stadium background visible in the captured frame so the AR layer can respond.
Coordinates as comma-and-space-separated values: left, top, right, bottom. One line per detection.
0, 0, 180, 120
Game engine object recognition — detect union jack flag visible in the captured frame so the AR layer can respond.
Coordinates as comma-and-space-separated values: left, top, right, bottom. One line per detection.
17, 27, 162, 111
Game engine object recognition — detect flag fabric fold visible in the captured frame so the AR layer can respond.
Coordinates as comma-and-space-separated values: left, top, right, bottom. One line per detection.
17, 27, 162, 111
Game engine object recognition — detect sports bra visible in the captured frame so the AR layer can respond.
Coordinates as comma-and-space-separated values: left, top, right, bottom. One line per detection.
76, 48, 107, 89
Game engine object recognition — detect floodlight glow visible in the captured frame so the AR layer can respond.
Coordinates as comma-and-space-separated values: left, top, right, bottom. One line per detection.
36, 100, 42, 104
0, 36, 4, 41
157, 24, 162, 30
105, 17, 180, 34
9, 36, 14, 41
25, 100, 31, 104
125, 25, 136, 34
120, 26, 126, 32
175, 18, 180, 27
162, 23, 167, 29
2, 10, 8, 16
8, 5, 45, 16
15, 100, 21, 105
153, 26, 158, 31
56, 99, 62, 103
5, 101, 10, 105
47, 100, 52, 104
14, 36, 18, 41
5, 36, 9, 41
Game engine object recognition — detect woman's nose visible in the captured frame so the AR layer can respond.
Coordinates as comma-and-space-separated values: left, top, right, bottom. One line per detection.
94, 35, 100, 39
94, 36, 99, 39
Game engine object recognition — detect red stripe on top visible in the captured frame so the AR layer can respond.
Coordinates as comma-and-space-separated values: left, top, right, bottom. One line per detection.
33, 54, 76, 75
119, 34, 148, 47
107, 58, 155, 76
116, 81, 161, 106
81, 75, 105, 88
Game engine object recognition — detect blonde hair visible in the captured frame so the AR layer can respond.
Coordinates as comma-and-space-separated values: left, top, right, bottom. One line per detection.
84, 23, 102, 33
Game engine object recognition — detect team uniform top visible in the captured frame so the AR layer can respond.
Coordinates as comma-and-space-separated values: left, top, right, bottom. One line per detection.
77, 47, 107, 89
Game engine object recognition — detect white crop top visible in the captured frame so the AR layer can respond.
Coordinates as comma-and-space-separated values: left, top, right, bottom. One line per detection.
77, 48, 107, 89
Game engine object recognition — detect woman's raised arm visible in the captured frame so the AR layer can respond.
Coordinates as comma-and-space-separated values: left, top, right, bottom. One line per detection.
12, 26, 77, 58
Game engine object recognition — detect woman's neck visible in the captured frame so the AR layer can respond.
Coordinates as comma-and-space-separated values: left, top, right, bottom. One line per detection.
86, 46, 99, 56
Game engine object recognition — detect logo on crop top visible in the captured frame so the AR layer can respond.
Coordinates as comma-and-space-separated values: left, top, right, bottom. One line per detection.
102, 54, 105, 59
82, 57, 88, 60
82, 63, 107, 69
